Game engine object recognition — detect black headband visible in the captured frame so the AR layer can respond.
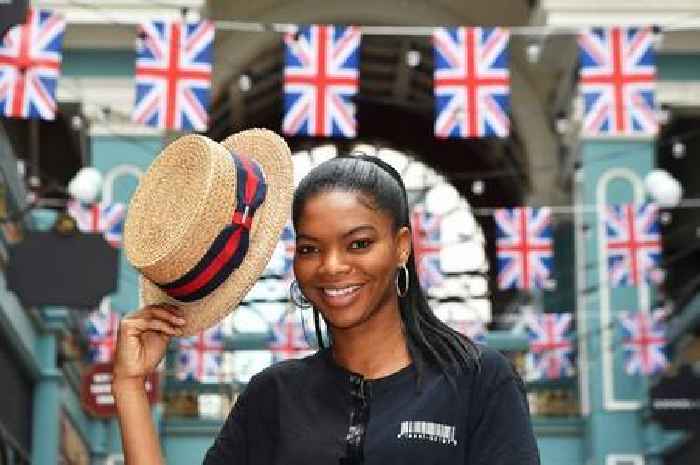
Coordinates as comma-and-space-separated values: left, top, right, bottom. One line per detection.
347, 153, 408, 194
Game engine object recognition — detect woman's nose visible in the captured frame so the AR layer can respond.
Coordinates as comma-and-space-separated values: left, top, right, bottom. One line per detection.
319, 250, 351, 275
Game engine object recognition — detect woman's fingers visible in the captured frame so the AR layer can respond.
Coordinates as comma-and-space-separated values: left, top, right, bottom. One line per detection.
121, 305, 185, 337
144, 318, 183, 337
145, 305, 187, 328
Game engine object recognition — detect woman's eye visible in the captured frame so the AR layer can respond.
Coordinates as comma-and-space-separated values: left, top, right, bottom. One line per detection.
296, 245, 316, 255
350, 239, 372, 250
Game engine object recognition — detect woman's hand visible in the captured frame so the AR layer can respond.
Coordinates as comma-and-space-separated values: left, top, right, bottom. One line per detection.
113, 304, 185, 383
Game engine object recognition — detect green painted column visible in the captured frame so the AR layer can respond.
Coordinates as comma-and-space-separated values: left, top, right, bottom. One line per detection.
31, 312, 64, 465
575, 140, 660, 465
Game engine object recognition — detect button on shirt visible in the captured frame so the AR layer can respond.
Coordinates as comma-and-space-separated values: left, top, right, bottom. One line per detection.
203, 345, 540, 465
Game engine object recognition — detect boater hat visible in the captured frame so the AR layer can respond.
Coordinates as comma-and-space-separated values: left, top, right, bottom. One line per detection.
123, 129, 293, 335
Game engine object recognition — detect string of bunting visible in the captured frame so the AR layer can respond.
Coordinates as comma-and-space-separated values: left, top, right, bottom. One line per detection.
0, 7, 690, 137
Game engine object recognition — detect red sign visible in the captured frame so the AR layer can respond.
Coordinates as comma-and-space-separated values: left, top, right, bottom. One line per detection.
80, 363, 159, 418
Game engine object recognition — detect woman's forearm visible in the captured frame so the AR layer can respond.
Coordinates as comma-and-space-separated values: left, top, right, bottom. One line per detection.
113, 377, 165, 465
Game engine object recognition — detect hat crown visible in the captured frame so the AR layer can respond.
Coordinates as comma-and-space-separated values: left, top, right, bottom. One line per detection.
124, 135, 236, 282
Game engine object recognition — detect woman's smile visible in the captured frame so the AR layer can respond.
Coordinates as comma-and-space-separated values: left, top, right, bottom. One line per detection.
319, 283, 364, 307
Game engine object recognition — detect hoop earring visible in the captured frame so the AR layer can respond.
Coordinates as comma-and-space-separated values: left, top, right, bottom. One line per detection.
396, 264, 409, 298
290, 280, 311, 308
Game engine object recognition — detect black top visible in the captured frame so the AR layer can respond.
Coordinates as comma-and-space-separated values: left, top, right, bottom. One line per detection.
203, 345, 540, 465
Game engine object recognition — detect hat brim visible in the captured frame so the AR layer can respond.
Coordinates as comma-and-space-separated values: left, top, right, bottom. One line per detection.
139, 129, 293, 336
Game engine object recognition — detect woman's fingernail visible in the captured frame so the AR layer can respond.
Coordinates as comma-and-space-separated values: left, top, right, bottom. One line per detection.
176, 318, 186, 325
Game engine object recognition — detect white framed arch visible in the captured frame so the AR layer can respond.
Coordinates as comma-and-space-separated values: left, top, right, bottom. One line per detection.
595, 167, 648, 411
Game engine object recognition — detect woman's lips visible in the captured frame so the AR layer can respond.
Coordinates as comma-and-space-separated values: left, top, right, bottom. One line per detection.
319, 284, 363, 307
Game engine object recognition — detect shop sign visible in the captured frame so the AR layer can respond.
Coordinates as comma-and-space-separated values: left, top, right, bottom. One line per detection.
81, 362, 158, 418
650, 366, 700, 430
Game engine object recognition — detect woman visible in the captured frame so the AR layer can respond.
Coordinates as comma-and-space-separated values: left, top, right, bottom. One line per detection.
114, 155, 540, 465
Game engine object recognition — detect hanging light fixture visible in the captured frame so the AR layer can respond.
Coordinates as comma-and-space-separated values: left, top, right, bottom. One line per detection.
67, 167, 103, 204
644, 169, 683, 207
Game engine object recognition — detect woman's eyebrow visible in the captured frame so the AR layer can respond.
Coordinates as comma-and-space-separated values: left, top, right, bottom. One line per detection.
295, 225, 377, 242
343, 225, 376, 237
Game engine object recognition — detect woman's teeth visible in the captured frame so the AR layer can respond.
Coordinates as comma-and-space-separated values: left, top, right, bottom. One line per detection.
323, 285, 361, 296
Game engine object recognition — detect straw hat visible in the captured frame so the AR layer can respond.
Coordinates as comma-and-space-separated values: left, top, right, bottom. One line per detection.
123, 129, 293, 335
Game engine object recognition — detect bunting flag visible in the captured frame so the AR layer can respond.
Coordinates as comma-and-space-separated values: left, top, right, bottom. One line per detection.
176, 325, 225, 383
410, 206, 444, 290
265, 223, 296, 279
578, 27, 657, 136
433, 26, 510, 138
66, 199, 126, 248
446, 318, 487, 345
269, 311, 313, 362
132, 19, 214, 131
619, 309, 668, 376
0, 8, 65, 120
85, 300, 120, 363
283, 24, 361, 138
495, 207, 553, 290
604, 203, 662, 287
525, 313, 574, 381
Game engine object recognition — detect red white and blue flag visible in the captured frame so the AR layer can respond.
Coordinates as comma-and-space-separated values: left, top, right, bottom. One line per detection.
447, 318, 487, 345
176, 325, 225, 383
604, 203, 662, 287
411, 206, 444, 290
283, 24, 360, 138
495, 207, 553, 290
85, 301, 120, 363
132, 19, 214, 131
266, 223, 296, 279
619, 309, 668, 376
433, 26, 510, 138
525, 313, 574, 381
269, 311, 313, 362
578, 27, 657, 136
66, 199, 126, 248
0, 8, 65, 120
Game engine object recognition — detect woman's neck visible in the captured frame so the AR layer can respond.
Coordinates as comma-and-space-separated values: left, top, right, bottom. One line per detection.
330, 303, 411, 380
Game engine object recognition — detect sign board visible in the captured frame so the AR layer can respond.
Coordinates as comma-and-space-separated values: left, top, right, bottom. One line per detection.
81, 363, 159, 418
650, 366, 700, 430
7, 231, 119, 308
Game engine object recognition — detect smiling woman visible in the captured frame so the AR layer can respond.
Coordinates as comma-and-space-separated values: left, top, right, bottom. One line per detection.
200, 153, 541, 465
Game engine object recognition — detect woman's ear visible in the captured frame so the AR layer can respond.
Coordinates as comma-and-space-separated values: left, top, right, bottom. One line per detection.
396, 226, 411, 264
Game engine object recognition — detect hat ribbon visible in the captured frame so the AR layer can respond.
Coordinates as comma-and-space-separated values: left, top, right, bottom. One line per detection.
156, 152, 267, 302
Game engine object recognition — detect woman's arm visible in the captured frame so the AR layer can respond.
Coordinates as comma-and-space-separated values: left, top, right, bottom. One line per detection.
112, 305, 185, 465
113, 377, 164, 465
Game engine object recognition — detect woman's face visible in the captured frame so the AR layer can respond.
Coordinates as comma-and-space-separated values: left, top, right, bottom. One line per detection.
293, 190, 410, 332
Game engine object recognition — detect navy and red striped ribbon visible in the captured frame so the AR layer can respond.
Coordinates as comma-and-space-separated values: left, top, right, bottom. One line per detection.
157, 152, 267, 302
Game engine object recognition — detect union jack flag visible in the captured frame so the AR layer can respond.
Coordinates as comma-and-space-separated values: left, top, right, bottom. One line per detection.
619, 309, 668, 376
578, 27, 657, 136
85, 300, 120, 363
269, 311, 313, 363
176, 325, 225, 383
410, 206, 443, 290
604, 203, 662, 287
446, 318, 487, 345
132, 19, 214, 131
66, 199, 126, 248
433, 27, 510, 138
283, 25, 360, 138
0, 8, 65, 120
265, 223, 296, 279
495, 207, 553, 290
525, 313, 574, 381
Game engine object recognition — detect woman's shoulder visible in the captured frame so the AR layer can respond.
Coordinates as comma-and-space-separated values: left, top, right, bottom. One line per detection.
458, 344, 523, 393
247, 350, 326, 390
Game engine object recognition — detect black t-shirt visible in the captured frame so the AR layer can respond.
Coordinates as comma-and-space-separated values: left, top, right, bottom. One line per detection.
203, 345, 540, 465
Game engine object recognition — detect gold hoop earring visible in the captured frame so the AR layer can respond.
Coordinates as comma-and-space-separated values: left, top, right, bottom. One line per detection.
396, 264, 409, 297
